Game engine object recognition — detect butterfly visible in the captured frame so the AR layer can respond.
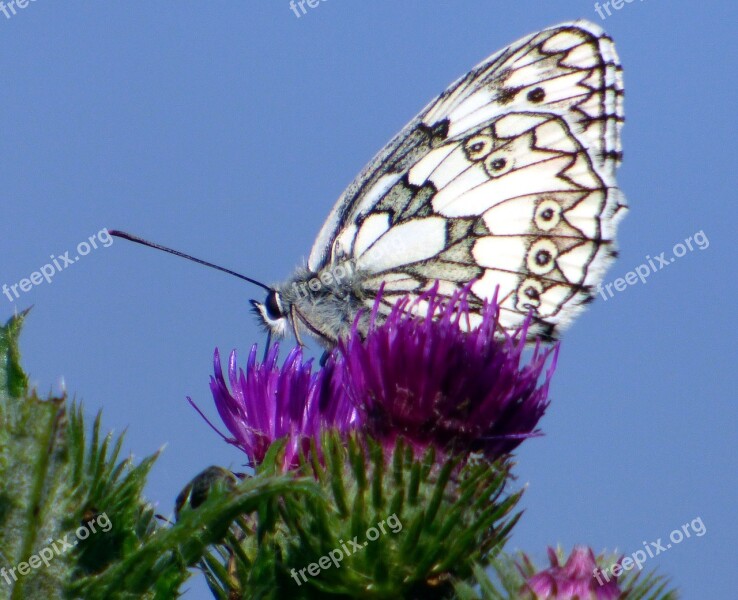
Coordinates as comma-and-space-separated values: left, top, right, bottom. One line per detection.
248, 20, 626, 348
113, 20, 625, 349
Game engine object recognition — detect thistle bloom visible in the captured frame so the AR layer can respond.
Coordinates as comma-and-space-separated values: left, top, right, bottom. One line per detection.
336, 284, 557, 461
523, 547, 622, 599
195, 283, 556, 469
189, 344, 359, 470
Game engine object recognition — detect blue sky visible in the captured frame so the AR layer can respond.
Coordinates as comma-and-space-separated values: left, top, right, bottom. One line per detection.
1, 1, 735, 597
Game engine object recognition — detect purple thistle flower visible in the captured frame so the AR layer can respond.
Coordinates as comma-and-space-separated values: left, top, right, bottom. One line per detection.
335, 284, 557, 462
189, 344, 359, 470
522, 547, 622, 599
193, 282, 556, 468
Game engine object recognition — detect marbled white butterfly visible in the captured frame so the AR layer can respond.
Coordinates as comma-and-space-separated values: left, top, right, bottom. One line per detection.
113, 20, 626, 349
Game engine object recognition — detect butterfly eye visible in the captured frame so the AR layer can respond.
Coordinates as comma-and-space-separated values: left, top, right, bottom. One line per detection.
534, 200, 562, 231
265, 291, 284, 319
483, 152, 514, 178
526, 239, 558, 275
464, 134, 494, 161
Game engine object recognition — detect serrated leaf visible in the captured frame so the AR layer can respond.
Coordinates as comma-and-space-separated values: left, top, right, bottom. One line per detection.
0, 311, 30, 399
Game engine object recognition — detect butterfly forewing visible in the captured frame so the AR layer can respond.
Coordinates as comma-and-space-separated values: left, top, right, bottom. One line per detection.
302, 21, 626, 342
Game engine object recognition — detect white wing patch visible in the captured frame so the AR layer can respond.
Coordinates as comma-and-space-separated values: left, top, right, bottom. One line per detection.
356, 217, 447, 272
353, 212, 390, 257
298, 20, 626, 342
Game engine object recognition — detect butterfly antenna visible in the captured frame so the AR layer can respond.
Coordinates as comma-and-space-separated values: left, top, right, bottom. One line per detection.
109, 230, 273, 293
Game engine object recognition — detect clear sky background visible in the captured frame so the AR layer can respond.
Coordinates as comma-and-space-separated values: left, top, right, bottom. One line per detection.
1, 2, 735, 598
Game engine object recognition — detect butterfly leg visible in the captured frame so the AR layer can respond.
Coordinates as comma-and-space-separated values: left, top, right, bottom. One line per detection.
262, 330, 272, 363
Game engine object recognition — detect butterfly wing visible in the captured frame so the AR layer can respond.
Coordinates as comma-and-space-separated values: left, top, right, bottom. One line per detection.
307, 21, 626, 339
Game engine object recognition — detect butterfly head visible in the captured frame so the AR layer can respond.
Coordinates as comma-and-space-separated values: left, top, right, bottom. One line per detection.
250, 264, 365, 348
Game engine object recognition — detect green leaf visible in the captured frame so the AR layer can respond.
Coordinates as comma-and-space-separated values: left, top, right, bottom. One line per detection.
0, 313, 71, 599
74, 471, 318, 600
206, 432, 521, 599
0, 312, 185, 598
0, 311, 30, 399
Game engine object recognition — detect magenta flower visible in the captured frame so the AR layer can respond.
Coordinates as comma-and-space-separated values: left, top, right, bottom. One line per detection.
336, 284, 557, 461
193, 283, 557, 469
189, 344, 359, 470
523, 547, 622, 599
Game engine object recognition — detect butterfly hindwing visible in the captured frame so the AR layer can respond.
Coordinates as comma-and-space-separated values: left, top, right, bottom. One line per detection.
305, 21, 626, 340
